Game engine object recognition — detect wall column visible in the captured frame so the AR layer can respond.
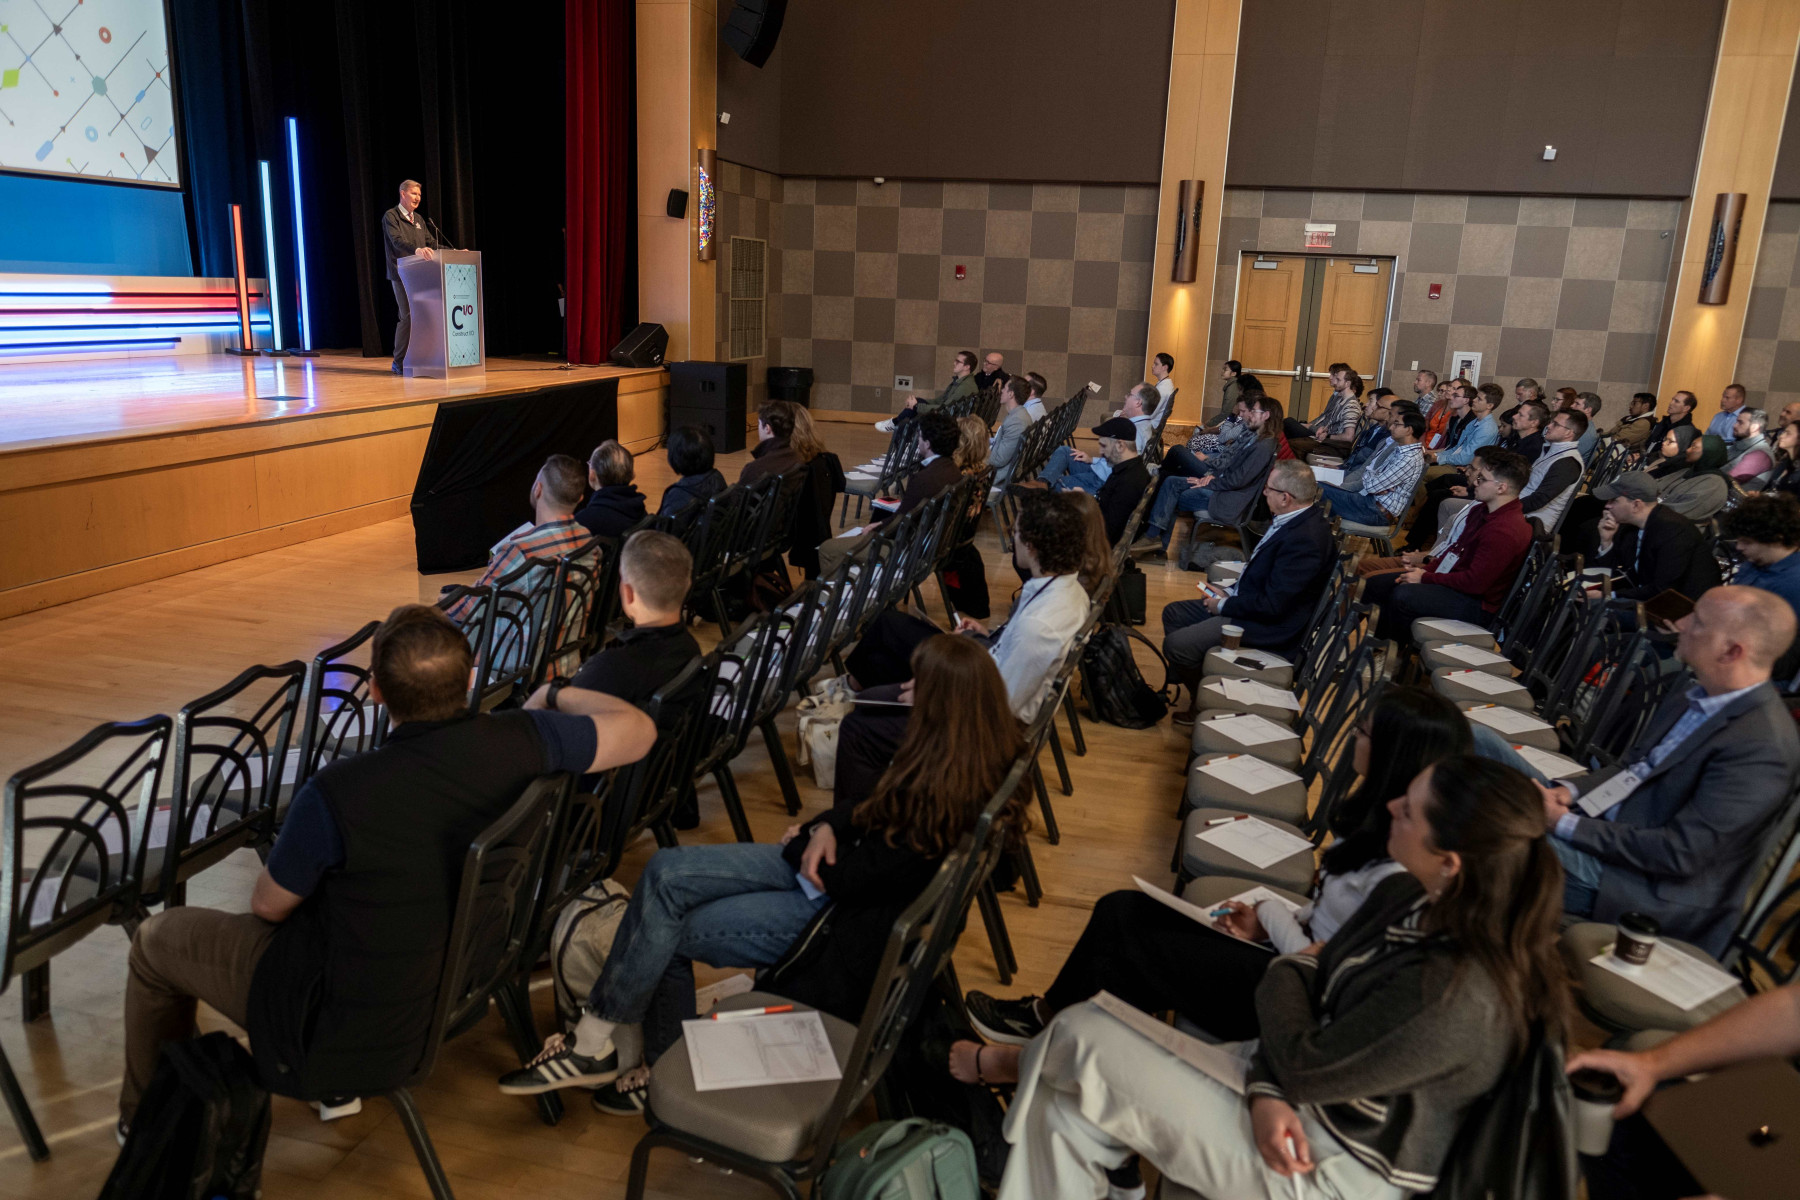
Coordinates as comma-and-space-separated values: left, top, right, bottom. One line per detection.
1657, 0, 1800, 401
1144, 0, 1242, 424
636, 0, 717, 366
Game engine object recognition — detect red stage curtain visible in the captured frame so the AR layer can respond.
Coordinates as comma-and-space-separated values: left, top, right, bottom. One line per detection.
566, 0, 632, 364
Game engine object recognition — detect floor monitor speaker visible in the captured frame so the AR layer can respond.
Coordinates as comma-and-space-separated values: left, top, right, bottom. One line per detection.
610, 323, 668, 368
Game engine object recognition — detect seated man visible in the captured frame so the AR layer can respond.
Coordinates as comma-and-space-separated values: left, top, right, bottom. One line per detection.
526, 529, 699, 707
1035, 383, 1158, 492
1422, 381, 1497, 481
972, 349, 1008, 394
834, 492, 1090, 807
1408, 407, 1584, 548
1725, 406, 1775, 487
1537, 585, 1800, 956
1362, 449, 1533, 644
1162, 460, 1335, 721
1589, 470, 1722, 603
574, 439, 648, 540
1088, 416, 1152, 546
817, 412, 963, 579
1608, 391, 1657, 454
446, 454, 591, 621
1335, 388, 1395, 468
988, 375, 1036, 490
1723, 493, 1800, 681
1136, 394, 1280, 553
1317, 407, 1426, 527
117, 605, 656, 1134
1023, 371, 1050, 422
1162, 393, 1251, 481
656, 425, 727, 518
1283, 363, 1362, 458
1568, 390, 1604, 459
875, 349, 977, 433
1149, 351, 1176, 426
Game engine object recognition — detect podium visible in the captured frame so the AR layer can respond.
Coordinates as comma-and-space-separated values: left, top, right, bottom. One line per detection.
397, 249, 485, 379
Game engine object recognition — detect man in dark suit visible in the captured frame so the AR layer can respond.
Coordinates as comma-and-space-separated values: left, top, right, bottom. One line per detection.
1590, 470, 1722, 602
815, 412, 963, 578
383, 179, 445, 375
1162, 460, 1337, 722
1089, 416, 1152, 545
1539, 585, 1800, 956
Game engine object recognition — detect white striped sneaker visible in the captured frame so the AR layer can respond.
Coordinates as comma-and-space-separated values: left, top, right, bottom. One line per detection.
496, 1032, 620, 1094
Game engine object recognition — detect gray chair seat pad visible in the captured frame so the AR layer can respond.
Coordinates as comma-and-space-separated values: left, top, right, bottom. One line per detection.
1179, 808, 1316, 894
1184, 754, 1309, 825
1430, 666, 1533, 710
1560, 923, 1744, 1035
1458, 703, 1561, 752
1201, 646, 1295, 688
1410, 617, 1497, 650
1194, 676, 1304, 726
1191, 711, 1304, 769
1418, 640, 1515, 677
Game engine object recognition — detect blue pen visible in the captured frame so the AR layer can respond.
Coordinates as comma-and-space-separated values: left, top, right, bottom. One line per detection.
1209, 906, 1233, 918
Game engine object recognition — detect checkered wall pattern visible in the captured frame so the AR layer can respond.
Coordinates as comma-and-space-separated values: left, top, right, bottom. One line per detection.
1736, 201, 1800, 412
1207, 189, 1681, 419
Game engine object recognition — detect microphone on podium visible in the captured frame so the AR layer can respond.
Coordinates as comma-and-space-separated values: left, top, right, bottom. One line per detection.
424, 213, 454, 251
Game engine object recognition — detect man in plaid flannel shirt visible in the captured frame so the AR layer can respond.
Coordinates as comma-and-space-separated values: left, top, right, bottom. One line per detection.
446, 454, 591, 622
1284, 364, 1364, 458
1319, 409, 1427, 527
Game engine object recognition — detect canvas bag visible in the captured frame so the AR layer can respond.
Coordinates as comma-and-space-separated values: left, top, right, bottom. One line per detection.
796, 675, 856, 789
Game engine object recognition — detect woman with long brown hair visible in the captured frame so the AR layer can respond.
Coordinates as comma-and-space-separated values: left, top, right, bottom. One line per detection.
499, 634, 1026, 1114
994, 755, 1569, 1200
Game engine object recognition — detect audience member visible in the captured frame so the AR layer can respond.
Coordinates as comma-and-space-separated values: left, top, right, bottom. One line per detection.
817, 413, 962, 578
1707, 381, 1748, 442
1087, 416, 1152, 545
119, 605, 655, 1130
954, 414, 990, 474
1519, 408, 1588, 529
1567, 392, 1603, 458
988, 376, 1035, 490
1412, 368, 1439, 413
877, 350, 978, 433
1150, 352, 1177, 424
1779, 399, 1800, 430
1537, 585, 1800, 956
1584, 471, 1721, 602
497, 635, 1026, 1108
1608, 392, 1657, 453
739, 400, 804, 486
1023, 371, 1050, 421
527, 530, 698, 708
1645, 424, 1700, 479
1317, 407, 1426, 527
1175, 392, 1251, 466
1136, 394, 1280, 553
1424, 381, 1497, 478
1515, 377, 1545, 406
785, 404, 846, 579
1724, 406, 1775, 487
1722, 493, 1800, 680
1035, 384, 1157, 493
973, 350, 1009, 394
991, 756, 1568, 1200
656, 425, 727, 517
1159, 459, 1334, 718
447, 454, 590, 621
1218, 359, 1251, 415
575, 440, 648, 539
1363, 449, 1533, 643
1657, 433, 1732, 522
1766, 417, 1800, 496
1646, 390, 1698, 449
1502, 397, 1549, 459
1335, 388, 1396, 469
1284, 364, 1362, 458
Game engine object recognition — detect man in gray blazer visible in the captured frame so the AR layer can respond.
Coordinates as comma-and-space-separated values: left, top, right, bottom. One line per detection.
989, 376, 1035, 491
1538, 585, 1800, 956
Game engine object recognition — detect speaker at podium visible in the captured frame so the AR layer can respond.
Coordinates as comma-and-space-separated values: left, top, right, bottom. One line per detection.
396, 249, 485, 379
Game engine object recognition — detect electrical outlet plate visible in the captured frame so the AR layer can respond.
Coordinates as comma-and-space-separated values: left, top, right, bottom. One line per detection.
894, 375, 913, 390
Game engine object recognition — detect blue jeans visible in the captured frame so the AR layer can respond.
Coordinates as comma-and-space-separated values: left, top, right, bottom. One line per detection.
1552, 838, 1603, 917
1469, 724, 1549, 783
588, 843, 826, 1057
1147, 476, 1216, 544
1162, 445, 1208, 478
1319, 483, 1396, 526
1038, 445, 1105, 492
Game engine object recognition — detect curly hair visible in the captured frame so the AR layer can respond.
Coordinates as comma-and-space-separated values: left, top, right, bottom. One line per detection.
1015, 491, 1087, 575
1722, 492, 1800, 549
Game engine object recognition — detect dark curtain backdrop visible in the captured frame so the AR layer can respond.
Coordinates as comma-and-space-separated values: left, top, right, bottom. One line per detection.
566, 0, 636, 363
171, 1, 567, 357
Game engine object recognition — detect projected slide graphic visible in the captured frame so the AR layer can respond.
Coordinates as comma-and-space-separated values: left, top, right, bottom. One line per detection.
0, 0, 179, 186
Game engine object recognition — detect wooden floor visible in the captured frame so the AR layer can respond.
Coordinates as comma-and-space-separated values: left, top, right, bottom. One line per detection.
0, 424, 1203, 1197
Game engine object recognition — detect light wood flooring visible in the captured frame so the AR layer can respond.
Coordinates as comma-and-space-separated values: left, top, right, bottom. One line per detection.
0, 424, 1207, 1198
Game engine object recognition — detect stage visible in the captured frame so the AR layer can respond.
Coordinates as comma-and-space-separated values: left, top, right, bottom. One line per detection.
0, 353, 667, 619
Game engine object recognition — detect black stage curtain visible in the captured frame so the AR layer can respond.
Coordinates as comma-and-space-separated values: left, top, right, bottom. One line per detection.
172, 1, 566, 357
411, 381, 621, 573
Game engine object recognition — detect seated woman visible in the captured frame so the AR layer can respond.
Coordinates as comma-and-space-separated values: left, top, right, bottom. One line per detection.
952, 687, 1470, 1071
495, 634, 1025, 1115
939, 415, 996, 618
994, 755, 1570, 1200
1657, 432, 1731, 521
656, 424, 727, 518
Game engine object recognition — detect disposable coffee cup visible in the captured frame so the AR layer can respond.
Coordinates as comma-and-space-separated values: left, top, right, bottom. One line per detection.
1569, 1068, 1624, 1156
1221, 624, 1245, 650
1613, 912, 1660, 966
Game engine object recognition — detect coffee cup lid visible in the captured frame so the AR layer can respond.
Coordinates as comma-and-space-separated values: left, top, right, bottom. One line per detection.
1619, 913, 1660, 937
1568, 1068, 1624, 1104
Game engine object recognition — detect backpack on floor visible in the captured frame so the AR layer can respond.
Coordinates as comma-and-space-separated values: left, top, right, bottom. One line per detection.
876, 984, 1012, 1187
98, 1032, 270, 1200
549, 879, 633, 1030
1079, 625, 1169, 728
820, 1118, 982, 1200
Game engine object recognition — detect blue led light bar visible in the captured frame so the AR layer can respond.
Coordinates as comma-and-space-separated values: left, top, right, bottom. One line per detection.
258, 159, 287, 354
285, 118, 318, 355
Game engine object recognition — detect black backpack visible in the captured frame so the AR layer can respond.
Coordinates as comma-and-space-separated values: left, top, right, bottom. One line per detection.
1428, 1024, 1577, 1200
98, 1032, 271, 1200
1079, 625, 1169, 728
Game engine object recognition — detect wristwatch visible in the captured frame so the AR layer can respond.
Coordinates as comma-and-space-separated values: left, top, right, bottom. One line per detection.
545, 680, 567, 711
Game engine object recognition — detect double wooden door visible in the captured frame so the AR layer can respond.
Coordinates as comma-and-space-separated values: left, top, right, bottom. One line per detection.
1229, 255, 1393, 420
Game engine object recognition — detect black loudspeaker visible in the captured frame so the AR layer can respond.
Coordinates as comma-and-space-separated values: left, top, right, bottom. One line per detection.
610, 323, 669, 368
722, 0, 786, 68
667, 361, 748, 453
666, 188, 688, 218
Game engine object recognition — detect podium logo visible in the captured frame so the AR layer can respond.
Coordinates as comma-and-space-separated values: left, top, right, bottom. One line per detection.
450, 303, 476, 330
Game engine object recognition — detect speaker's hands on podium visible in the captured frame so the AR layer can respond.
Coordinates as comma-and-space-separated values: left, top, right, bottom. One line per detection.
419, 247, 436, 260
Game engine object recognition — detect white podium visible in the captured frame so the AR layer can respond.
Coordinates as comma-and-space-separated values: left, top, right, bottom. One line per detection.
397, 249, 485, 379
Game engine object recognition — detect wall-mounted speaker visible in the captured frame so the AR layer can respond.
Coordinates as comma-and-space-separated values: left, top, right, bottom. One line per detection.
610, 323, 669, 368
666, 189, 689, 219
723, 0, 787, 68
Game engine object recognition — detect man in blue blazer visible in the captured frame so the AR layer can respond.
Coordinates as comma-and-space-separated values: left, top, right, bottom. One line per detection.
1539, 585, 1800, 956
1161, 459, 1338, 720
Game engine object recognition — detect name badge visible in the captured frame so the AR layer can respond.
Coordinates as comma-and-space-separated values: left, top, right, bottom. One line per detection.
1577, 767, 1646, 817
1435, 550, 1460, 573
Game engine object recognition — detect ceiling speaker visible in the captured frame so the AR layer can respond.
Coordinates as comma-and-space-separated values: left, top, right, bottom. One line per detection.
723, 0, 786, 68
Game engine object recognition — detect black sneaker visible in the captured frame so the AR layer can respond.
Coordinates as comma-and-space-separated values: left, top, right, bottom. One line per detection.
964, 991, 1048, 1047
497, 1032, 619, 1094
591, 1068, 651, 1117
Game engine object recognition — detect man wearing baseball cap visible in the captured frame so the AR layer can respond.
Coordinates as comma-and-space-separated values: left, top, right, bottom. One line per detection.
1591, 470, 1720, 603
1088, 416, 1152, 545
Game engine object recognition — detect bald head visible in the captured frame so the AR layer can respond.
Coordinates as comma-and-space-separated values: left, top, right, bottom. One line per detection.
1680, 585, 1797, 684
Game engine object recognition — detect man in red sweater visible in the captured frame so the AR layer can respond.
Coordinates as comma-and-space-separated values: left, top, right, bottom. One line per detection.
1361, 448, 1533, 645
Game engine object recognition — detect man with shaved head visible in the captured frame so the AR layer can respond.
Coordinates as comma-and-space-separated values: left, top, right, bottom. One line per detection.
1536, 585, 1800, 955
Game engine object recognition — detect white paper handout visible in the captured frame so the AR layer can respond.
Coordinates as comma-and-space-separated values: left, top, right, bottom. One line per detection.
1442, 669, 1525, 696
1091, 991, 1252, 1094
1196, 815, 1314, 868
1210, 678, 1301, 710
1206, 713, 1299, 747
1464, 704, 1551, 735
1512, 744, 1587, 779
1311, 466, 1345, 487
1198, 754, 1298, 796
1132, 875, 1304, 953
683, 1011, 844, 1091
1436, 643, 1510, 668
1416, 618, 1490, 640
1590, 943, 1740, 1011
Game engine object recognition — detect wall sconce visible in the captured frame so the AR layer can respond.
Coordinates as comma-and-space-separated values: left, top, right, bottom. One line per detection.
1699, 192, 1745, 305
697, 148, 717, 261
1172, 180, 1204, 283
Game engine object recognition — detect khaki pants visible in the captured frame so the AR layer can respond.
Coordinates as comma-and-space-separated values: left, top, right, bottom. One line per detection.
122, 907, 277, 1120
1356, 555, 1405, 577
816, 527, 877, 581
